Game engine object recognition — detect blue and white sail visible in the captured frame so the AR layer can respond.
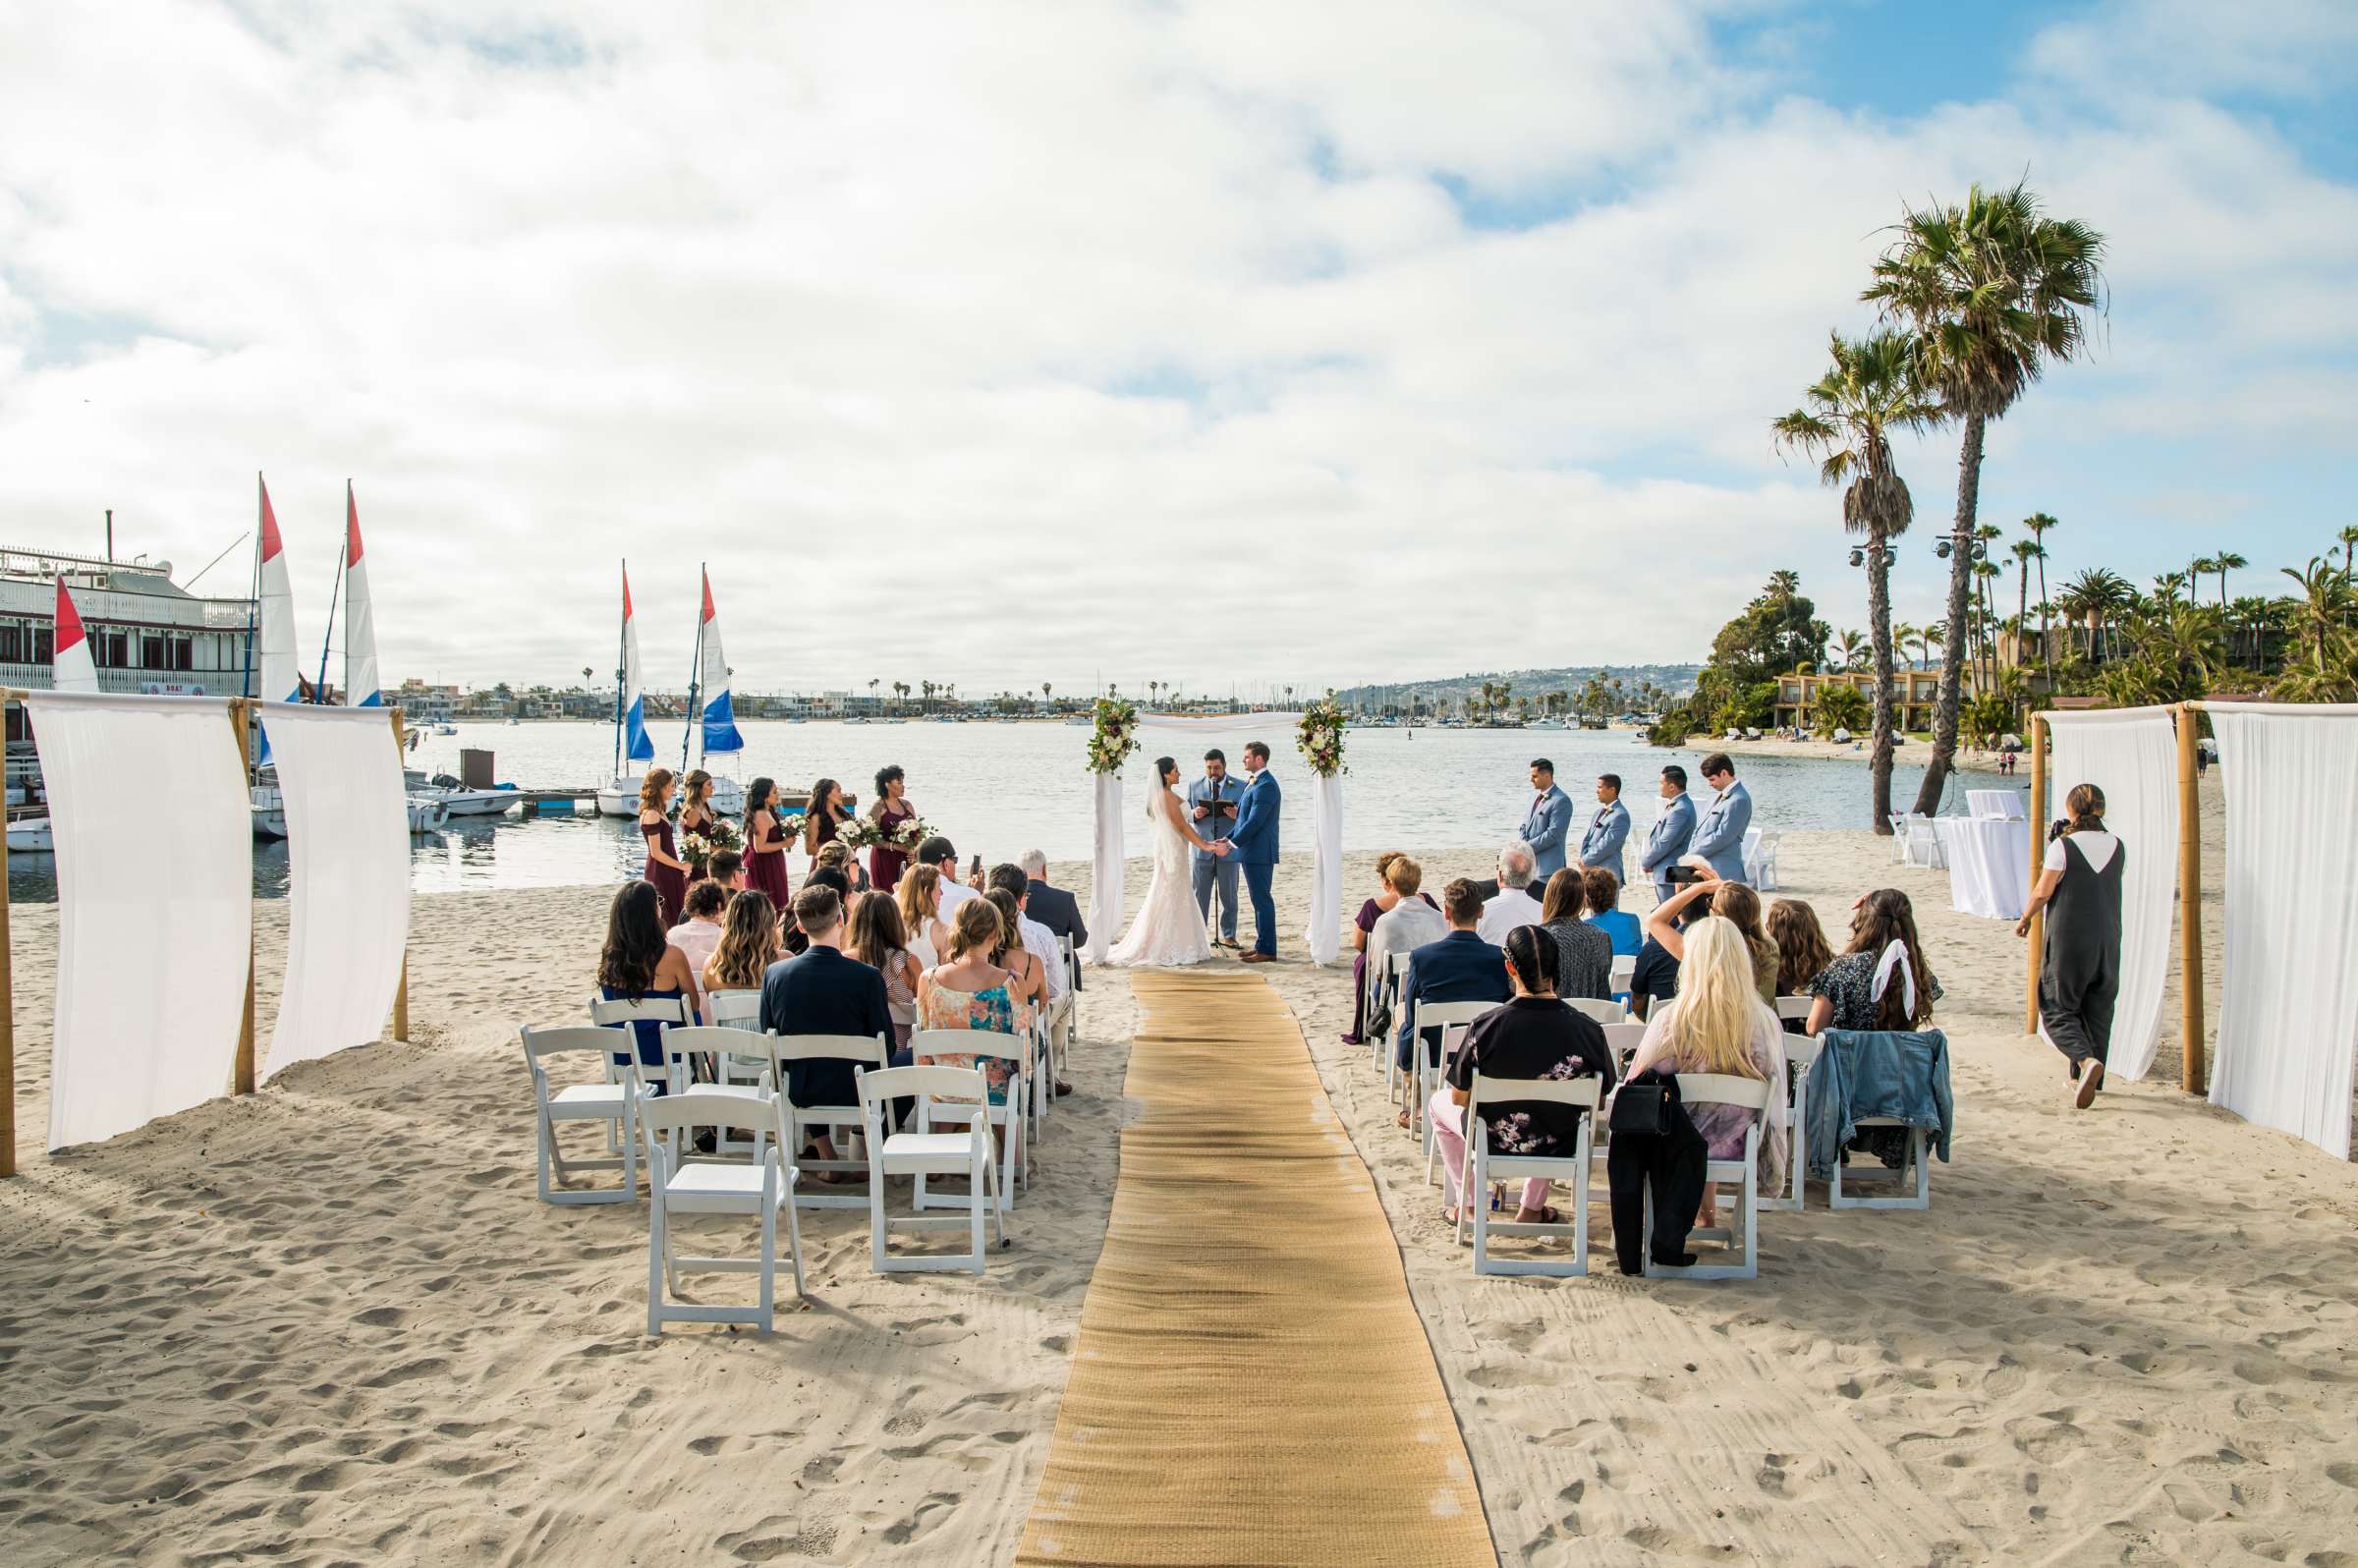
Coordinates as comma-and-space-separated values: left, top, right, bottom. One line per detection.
619, 566, 653, 764
257, 477, 302, 706
696, 568, 743, 758
343, 482, 381, 706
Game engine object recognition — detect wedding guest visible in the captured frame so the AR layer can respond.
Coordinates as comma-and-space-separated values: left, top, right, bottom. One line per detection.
702, 888, 780, 1001
1768, 899, 1835, 999
706, 849, 745, 892
1640, 764, 1699, 906
1642, 870, 1779, 1002
638, 766, 688, 925
1394, 879, 1510, 1107
987, 864, 1069, 1003
1431, 926, 1616, 1227
1683, 753, 1755, 884
847, 890, 923, 1049
759, 884, 893, 1169
897, 864, 952, 969
985, 886, 1053, 1022
1629, 927, 1682, 1022
1019, 849, 1086, 991
802, 777, 850, 858
1581, 867, 1642, 957
1188, 750, 1246, 948
1520, 759, 1572, 880
1537, 867, 1612, 1001
915, 897, 1032, 1107
742, 775, 795, 915
1577, 773, 1632, 873
1615, 916, 1787, 1227
867, 764, 918, 892
678, 768, 717, 847
1475, 841, 1544, 944
916, 835, 979, 917
1344, 851, 1423, 1045
1366, 856, 1449, 1038
1811, 889, 1940, 1036
598, 879, 702, 1088
667, 878, 730, 1012
2015, 783, 2120, 1108
814, 838, 871, 896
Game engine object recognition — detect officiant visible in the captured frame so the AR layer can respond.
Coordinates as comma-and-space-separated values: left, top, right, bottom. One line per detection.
1189, 749, 1247, 949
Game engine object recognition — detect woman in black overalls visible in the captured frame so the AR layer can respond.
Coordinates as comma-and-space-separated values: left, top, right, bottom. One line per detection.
2016, 782, 2124, 1109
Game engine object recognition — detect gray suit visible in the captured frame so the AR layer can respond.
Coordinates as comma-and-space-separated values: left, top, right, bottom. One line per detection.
1520, 784, 1573, 879
1639, 792, 1698, 904
1578, 799, 1631, 872
1689, 780, 1755, 884
1187, 773, 1245, 940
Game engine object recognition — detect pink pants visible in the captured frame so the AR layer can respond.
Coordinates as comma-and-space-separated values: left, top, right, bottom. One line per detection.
1428, 1092, 1550, 1213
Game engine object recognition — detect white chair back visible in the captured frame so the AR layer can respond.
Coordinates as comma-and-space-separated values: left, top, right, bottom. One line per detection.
638, 1088, 784, 1148
1774, 994, 1814, 1023
1567, 997, 1624, 1024
708, 989, 763, 1030
1466, 1071, 1600, 1116
1674, 1073, 1770, 1112
1600, 1021, 1647, 1058
858, 1063, 988, 1114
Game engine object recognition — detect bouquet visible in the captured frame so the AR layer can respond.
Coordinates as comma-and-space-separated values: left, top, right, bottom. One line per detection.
1296, 693, 1349, 778
680, 817, 740, 878
837, 815, 881, 850
889, 814, 929, 850
1087, 697, 1140, 775
779, 811, 808, 840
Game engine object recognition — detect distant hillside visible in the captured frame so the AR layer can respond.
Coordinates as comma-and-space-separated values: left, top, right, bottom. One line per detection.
1333, 663, 1701, 719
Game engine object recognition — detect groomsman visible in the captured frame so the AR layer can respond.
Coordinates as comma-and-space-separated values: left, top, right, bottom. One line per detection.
1640, 764, 1698, 905
1684, 753, 1754, 884
1578, 774, 1631, 873
1520, 759, 1572, 880
1187, 749, 1246, 948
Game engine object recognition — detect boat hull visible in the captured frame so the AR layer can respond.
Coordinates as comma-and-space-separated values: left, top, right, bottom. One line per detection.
7, 816, 53, 855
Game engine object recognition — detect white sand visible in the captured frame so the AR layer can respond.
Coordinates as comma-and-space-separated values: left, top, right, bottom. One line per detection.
6, 801, 2358, 1564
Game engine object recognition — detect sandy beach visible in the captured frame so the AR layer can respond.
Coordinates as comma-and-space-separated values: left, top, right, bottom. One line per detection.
6, 799, 2357, 1565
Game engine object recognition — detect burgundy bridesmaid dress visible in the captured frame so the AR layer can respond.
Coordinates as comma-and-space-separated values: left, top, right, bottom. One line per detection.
643, 815, 686, 926
870, 800, 915, 893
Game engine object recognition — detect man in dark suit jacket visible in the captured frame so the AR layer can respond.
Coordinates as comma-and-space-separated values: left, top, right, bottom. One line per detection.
1021, 849, 1087, 992
1394, 878, 1512, 1077
759, 884, 893, 1161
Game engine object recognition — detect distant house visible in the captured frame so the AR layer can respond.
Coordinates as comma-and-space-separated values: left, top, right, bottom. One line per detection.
1, 544, 256, 743
1772, 666, 1979, 732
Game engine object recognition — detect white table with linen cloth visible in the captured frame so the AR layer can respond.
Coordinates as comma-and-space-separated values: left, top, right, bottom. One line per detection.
1935, 815, 2031, 920
1966, 789, 2027, 821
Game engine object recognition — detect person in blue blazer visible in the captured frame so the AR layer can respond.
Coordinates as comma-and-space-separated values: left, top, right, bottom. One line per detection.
1685, 752, 1754, 884
1520, 759, 1572, 880
1394, 878, 1510, 1079
1578, 773, 1632, 872
1229, 740, 1283, 960
1640, 763, 1700, 905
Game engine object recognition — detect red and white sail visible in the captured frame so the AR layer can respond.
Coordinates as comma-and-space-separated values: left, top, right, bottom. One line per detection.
344, 482, 381, 707
257, 475, 301, 706
51, 577, 97, 694
696, 568, 743, 757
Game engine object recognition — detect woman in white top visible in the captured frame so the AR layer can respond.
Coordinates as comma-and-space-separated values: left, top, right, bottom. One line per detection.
896, 863, 950, 969
1365, 857, 1450, 1037
2015, 782, 2123, 1109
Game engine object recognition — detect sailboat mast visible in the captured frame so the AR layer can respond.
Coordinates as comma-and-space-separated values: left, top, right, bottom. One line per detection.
682, 579, 702, 776
611, 560, 627, 781
314, 538, 345, 704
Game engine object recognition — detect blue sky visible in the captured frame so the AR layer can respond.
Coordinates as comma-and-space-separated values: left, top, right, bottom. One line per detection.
0, 0, 2352, 689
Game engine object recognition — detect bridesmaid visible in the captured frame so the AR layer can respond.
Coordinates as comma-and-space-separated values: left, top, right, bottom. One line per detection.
802, 777, 849, 860
638, 767, 688, 925
742, 775, 795, 917
867, 764, 917, 893
678, 768, 715, 884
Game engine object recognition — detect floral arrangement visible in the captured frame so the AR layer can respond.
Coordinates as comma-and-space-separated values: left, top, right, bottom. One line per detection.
779, 811, 808, 839
1297, 693, 1348, 778
837, 815, 879, 849
889, 814, 929, 850
681, 816, 741, 877
1087, 697, 1140, 774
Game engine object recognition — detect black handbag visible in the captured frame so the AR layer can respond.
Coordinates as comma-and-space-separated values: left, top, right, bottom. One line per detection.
1609, 1080, 1672, 1136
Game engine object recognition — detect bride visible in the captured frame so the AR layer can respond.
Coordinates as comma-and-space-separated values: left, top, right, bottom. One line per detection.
1107, 755, 1232, 968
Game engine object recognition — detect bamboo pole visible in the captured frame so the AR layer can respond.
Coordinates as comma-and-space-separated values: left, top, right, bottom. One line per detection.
234, 698, 256, 1096
389, 705, 409, 1042
1, 694, 16, 1178
2025, 713, 2048, 1036
2176, 701, 2206, 1093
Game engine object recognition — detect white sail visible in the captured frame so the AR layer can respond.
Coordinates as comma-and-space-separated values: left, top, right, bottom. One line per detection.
697, 568, 743, 757
620, 567, 652, 763
344, 482, 380, 706
51, 578, 98, 694
258, 476, 301, 705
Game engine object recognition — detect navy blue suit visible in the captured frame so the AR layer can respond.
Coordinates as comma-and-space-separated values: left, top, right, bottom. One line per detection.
1231, 767, 1282, 956
1394, 928, 1511, 1073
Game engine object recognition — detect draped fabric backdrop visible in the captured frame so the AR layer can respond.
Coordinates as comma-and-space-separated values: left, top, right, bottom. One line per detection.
2046, 706, 2180, 1080
1303, 772, 1342, 966
1086, 771, 1122, 965
28, 694, 251, 1150
2208, 705, 2358, 1158
260, 703, 411, 1080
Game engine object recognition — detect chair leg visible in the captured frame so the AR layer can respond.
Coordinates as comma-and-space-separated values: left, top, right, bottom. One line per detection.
869, 1175, 889, 1273
646, 1197, 666, 1337
537, 1113, 556, 1202
758, 1204, 776, 1335
969, 1146, 987, 1275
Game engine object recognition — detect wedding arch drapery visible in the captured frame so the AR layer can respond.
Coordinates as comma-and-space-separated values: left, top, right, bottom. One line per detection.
258, 702, 411, 1080
2045, 706, 2179, 1081
1086, 772, 1123, 965
1303, 772, 1342, 966
2207, 704, 2358, 1158
27, 693, 252, 1150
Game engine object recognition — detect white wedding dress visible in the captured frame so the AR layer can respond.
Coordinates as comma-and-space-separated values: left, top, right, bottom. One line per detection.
1106, 787, 1213, 968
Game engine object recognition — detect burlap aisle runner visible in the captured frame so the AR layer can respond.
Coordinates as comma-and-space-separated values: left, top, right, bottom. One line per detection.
1016, 970, 1494, 1567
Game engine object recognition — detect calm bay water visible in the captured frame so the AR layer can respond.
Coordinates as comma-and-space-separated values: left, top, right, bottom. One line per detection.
8, 718, 1971, 902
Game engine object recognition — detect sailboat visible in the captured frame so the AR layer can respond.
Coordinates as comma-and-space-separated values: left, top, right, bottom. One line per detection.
594, 563, 656, 816
679, 566, 747, 816
250, 476, 301, 838
7, 578, 101, 856
336, 485, 458, 830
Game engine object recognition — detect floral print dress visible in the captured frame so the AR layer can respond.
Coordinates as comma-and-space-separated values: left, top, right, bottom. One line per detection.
915, 974, 1033, 1104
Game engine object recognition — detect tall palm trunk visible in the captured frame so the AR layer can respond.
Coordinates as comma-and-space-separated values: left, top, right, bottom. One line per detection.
1912, 412, 1983, 814
1868, 535, 1898, 833
2037, 558, 2050, 685
2016, 561, 2030, 670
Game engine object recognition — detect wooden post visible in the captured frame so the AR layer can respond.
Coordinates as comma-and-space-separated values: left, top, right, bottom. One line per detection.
2025, 712, 2048, 1036
233, 699, 256, 1096
0, 693, 16, 1178
389, 705, 409, 1042
2177, 701, 2206, 1094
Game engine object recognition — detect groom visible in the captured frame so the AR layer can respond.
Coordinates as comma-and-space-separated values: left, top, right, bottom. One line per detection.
1230, 740, 1282, 962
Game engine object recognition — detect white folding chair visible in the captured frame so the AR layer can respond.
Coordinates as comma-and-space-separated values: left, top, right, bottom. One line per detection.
855, 1065, 1004, 1274
650, 1024, 777, 1158
1644, 1074, 1770, 1280
1609, 953, 1636, 999
1902, 815, 1945, 870
1888, 813, 1912, 863
1455, 1073, 1600, 1277
708, 989, 763, 1031
768, 1033, 892, 1208
1762, 1034, 1822, 1212
1753, 831, 1783, 891
589, 993, 697, 1097
908, 1028, 1028, 1213
1375, 951, 1411, 1076
1567, 997, 1625, 1025
1829, 1115, 1934, 1210
638, 1089, 804, 1334
704, 992, 770, 1153
520, 1025, 639, 1204
1408, 1000, 1494, 1150
1740, 827, 1764, 882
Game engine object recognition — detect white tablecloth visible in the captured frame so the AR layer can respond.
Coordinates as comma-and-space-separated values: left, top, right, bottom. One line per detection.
1935, 816, 2032, 920
1966, 789, 2027, 821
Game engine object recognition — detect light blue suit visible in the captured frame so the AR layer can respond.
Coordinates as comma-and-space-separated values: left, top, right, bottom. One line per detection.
1578, 799, 1631, 872
1689, 780, 1754, 884
1520, 783, 1572, 879
1640, 792, 1698, 904
1187, 772, 1245, 939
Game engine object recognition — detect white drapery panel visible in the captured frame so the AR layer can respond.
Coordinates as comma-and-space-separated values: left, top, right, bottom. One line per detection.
1085, 772, 1123, 965
28, 694, 251, 1150
1303, 773, 1342, 966
260, 703, 411, 1079
2208, 705, 2358, 1158
1138, 713, 1304, 733
2046, 707, 2180, 1081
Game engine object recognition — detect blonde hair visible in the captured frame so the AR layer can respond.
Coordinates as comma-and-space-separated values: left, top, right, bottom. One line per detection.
1664, 917, 1770, 1080
948, 895, 1002, 960
639, 766, 675, 813
897, 863, 942, 938
1386, 855, 1423, 896
815, 840, 852, 869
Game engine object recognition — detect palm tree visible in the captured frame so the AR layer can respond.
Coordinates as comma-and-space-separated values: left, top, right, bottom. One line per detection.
2153, 571, 2187, 607
1040, 680, 1052, 710
1771, 328, 1934, 832
2010, 539, 2046, 671
1972, 556, 2003, 690
2227, 595, 2275, 672
2022, 512, 2058, 679
2281, 557, 2355, 672
2211, 550, 2246, 607
1892, 620, 1920, 670
1865, 180, 2107, 814
1831, 629, 1869, 670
